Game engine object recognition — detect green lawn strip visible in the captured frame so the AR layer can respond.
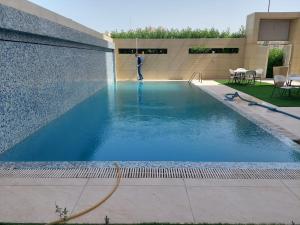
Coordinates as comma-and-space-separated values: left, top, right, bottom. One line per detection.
216, 80, 300, 107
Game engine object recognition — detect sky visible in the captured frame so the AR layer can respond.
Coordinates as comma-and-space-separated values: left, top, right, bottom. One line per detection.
29, 0, 300, 33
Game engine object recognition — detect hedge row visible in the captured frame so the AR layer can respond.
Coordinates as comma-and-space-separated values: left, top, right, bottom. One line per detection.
111, 26, 246, 39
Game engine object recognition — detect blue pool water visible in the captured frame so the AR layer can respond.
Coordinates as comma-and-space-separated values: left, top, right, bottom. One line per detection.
1, 82, 300, 162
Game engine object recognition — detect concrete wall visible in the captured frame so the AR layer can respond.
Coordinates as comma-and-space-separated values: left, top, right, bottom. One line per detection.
244, 13, 269, 77
0, 0, 113, 43
115, 39, 246, 80
243, 44, 269, 76
244, 12, 300, 77
0, 1, 115, 153
289, 18, 300, 74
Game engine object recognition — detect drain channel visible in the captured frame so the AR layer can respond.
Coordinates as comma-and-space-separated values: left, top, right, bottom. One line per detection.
0, 167, 299, 179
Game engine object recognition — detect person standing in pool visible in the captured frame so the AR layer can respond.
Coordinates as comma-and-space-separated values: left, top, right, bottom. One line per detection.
135, 52, 144, 80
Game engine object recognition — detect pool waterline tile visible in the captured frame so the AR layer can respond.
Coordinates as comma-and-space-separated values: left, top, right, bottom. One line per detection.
1, 161, 300, 170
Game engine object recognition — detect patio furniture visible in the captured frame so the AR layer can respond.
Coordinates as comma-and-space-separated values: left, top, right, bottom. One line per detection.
271, 75, 293, 97
228, 69, 238, 83
254, 68, 263, 83
233, 68, 248, 83
287, 74, 300, 85
287, 74, 300, 95
245, 70, 256, 84
234, 68, 247, 73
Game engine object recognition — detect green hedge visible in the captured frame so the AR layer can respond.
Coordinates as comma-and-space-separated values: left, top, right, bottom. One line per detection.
111, 26, 246, 39
267, 48, 284, 78
189, 47, 239, 54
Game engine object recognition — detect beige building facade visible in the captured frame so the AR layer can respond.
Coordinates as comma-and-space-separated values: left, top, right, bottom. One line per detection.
115, 39, 245, 80
244, 12, 300, 76
114, 12, 300, 80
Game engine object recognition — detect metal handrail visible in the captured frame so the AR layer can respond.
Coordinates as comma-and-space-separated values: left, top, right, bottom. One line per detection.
188, 72, 197, 84
198, 72, 203, 83
188, 72, 203, 84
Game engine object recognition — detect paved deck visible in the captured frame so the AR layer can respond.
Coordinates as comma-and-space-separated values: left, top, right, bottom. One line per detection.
192, 80, 300, 142
0, 177, 300, 224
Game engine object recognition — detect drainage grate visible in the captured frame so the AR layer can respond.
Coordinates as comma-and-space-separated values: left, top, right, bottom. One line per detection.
0, 167, 300, 179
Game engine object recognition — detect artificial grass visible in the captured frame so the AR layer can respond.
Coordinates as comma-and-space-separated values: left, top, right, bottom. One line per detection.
216, 80, 300, 107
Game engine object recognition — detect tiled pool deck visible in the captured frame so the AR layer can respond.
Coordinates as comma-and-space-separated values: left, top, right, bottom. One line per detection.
0, 177, 300, 224
1, 80, 300, 224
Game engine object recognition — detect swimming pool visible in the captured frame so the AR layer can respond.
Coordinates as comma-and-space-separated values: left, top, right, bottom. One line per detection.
0, 81, 299, 162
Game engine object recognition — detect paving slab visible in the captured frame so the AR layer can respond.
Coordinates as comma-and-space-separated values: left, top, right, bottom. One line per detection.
87, 178, 185, 186
0, 177, 88, 186
0, 185, 85, 223
187, 185, 300, 224
286, 187, 300, 200
282, 179, 300, 187
71, 185, 194, 224
184, 178, 284, 187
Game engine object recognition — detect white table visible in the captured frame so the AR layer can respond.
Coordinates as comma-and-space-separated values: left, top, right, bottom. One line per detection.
234, 68, 248, 73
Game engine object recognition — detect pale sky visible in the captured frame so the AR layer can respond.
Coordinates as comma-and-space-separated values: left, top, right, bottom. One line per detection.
29, 0, 300, 33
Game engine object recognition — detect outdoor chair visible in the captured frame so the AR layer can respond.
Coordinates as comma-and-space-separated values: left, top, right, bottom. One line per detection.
287, 75, 300, 93
254, 68, 263, 83
245, 70, 256, 84
271, 75, 293, 97
228, 69, 238, 83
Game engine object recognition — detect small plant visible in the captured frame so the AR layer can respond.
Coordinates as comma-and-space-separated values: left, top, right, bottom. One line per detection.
104, 215, 110, 224
267, 48, 284, 78
189, 47, 212, 54
55, 203, 68, 220
189, 47, 239, 54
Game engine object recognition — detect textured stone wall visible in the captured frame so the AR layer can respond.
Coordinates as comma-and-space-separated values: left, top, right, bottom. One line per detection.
0, 4, 115, 153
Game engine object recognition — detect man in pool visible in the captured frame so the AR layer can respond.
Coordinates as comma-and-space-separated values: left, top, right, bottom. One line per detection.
135, 52, 144, 80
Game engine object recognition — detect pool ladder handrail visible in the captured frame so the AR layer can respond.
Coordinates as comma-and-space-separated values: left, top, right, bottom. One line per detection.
188, 72, 203, 84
